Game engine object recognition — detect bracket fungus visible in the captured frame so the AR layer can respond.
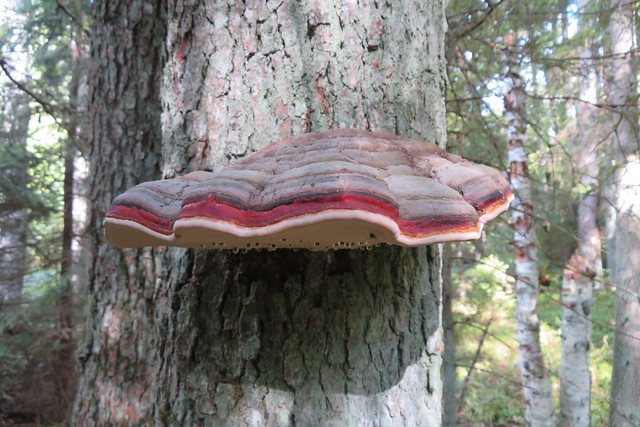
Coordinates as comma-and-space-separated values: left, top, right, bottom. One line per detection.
105, 129, 513, 251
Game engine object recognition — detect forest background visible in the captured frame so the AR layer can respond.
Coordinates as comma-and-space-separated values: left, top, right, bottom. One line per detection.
0, 0, 638, 425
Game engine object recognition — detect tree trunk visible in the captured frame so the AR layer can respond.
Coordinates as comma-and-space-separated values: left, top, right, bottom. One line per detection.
157, 1, 445, 424
560, 253, 594, 427
56, 31, 85, 416
559, 2, 601, 423
503, 31, 556, 426
610, 210, 640, 427
72, 0, 166, 422
608, 0, 639, 424
0, 86, 30, 304
75, 0, 448, 425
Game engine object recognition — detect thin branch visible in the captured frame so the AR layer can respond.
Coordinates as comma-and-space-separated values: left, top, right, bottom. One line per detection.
0, 59, 57, 118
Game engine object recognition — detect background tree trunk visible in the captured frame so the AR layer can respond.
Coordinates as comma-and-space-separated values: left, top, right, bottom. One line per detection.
72, 0, 166, 423
0, 87, 30, 305
559, 0, 601, 422
75, 0, 448, 424
608, 0, 639, 424
503, 31, 556, 427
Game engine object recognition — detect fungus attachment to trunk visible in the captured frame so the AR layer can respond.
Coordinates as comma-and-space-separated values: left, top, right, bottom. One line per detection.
104, 129, 513, 251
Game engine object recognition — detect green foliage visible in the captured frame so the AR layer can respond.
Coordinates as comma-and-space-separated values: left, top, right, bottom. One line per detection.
452, 252, 525, 423
461, 369, 525, 425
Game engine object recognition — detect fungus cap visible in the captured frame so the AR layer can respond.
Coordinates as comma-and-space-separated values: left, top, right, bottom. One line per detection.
104, 129, 513, 251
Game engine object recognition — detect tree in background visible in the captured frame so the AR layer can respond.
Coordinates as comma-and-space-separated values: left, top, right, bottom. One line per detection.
503, 30, 556, 426
0, 84, 30, 305
442, 244, 458, 427
559, 0, 603, 423
72, 0, 165, 422
607, 0, 639, 424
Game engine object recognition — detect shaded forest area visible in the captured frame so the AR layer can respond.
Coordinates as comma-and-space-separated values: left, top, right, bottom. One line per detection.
0, 0, 638, 425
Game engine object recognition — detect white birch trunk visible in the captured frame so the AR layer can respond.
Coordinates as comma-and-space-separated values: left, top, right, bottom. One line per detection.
503, 31, 556, 427
608, 0, 639, 424
560, 253, 594, 427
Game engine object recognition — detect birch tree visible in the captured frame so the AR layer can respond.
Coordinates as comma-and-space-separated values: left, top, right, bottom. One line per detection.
503, 30, 556, 427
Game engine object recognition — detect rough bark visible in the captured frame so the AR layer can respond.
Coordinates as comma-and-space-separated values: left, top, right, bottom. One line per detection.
74, 0, 448, 425
608, 0, 639, 424
72, 0, 165, 423
442, 245, 457, 427
559, 2, 601, 423
0, 86, 30, 304
503, 31, 556, 426
155, 1, 447, 424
